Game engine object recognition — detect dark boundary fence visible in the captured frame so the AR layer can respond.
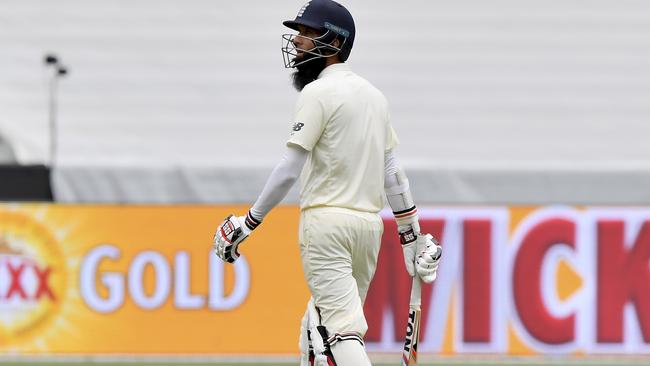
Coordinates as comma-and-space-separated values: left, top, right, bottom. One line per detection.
0, 165, 53, 201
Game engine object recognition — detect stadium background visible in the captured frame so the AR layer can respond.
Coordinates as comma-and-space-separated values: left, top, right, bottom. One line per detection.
1, 0, 649, 365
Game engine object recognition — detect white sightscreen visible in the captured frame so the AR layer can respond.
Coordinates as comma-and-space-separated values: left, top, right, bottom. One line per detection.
1, 0, 649, 203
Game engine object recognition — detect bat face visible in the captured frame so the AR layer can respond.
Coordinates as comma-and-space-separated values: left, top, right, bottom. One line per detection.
402, 307, 421, 366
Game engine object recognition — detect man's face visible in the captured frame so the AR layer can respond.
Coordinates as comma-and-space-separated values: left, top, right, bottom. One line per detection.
292, 25, 321, 63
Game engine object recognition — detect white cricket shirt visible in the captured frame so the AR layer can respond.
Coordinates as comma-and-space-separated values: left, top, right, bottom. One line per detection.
287, 63, 399, 213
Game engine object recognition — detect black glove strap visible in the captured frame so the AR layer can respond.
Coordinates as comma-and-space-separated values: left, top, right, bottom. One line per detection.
399, 227, 417, 245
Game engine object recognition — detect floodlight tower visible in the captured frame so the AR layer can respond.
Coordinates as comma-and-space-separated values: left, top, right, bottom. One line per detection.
44, 54, 68, 166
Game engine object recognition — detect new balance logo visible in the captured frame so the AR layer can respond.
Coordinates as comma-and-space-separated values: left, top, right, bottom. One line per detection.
297, 1, 311, 17
293, 122, 305, 132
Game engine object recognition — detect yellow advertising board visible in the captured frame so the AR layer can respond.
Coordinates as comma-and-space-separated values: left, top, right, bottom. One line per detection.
0, 205, 308, 354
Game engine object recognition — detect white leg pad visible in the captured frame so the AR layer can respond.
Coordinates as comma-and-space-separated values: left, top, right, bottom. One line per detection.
330, 338, 372, 366
307, 298, 330, 366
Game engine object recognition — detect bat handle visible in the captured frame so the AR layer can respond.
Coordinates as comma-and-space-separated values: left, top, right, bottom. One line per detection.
410, 275, 422, 308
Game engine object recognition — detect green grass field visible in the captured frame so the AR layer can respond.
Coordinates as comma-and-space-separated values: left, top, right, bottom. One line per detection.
0, 364, 647, 366
0, 364, 586, 366
4, 351, 649, 366
0, 356, 650, 366
12, 364, 522, 366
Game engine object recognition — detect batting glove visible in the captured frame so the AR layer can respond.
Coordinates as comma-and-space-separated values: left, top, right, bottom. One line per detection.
399, 223, 420, 277
213, 211, 261, 263
416, 234, 442, 283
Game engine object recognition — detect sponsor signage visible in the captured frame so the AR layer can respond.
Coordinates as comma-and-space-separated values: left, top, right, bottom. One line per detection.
0, 205, 648, 355
367, 207, 650, 354
0, 205, 307, 354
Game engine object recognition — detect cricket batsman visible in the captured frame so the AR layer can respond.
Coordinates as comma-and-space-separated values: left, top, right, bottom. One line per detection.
214, 1, 442, 364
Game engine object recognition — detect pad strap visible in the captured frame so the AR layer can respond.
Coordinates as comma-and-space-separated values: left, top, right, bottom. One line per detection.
327, 332, 364, 347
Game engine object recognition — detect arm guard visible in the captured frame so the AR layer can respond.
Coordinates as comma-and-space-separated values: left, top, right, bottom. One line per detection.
384, 150, 420, 241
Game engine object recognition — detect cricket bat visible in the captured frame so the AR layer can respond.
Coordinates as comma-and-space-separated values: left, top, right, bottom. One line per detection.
402, 276, 422, 366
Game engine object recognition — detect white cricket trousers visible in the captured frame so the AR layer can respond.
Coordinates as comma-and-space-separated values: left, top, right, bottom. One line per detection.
299, 206, 383, 337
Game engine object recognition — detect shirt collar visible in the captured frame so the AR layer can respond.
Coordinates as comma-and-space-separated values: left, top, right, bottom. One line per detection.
318, 62, 351, 79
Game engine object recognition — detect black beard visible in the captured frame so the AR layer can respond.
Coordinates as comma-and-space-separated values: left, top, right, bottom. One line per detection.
291, 54, 327, 91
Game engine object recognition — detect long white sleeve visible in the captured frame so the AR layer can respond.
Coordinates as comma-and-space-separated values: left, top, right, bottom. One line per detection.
248, 145, 308, 222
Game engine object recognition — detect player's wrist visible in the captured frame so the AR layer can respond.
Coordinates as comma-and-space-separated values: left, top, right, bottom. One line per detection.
243, 210, 262, 231
394, 205, 418, 228
396, 206, 420, 245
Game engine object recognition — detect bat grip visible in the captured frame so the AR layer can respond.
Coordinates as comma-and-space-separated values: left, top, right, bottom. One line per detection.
409, 275, 422, 308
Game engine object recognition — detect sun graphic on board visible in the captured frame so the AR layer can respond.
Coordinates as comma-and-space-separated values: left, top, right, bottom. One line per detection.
0, 206, 83, 352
